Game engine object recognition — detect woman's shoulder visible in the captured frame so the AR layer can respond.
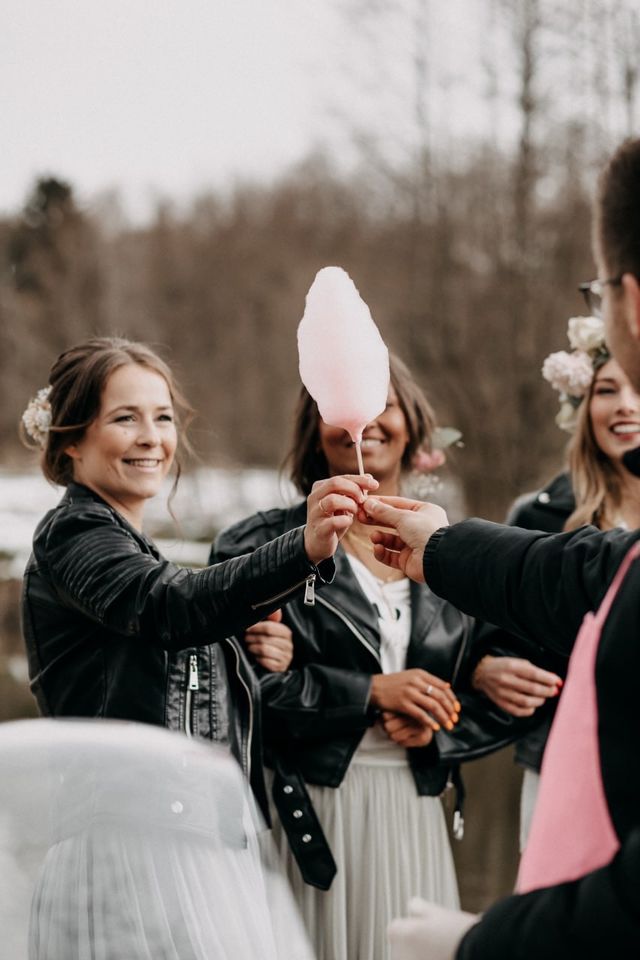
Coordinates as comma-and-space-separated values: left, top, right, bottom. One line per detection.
506, 472, 575, 532
212, 501, 306, 561
33, 483, 141, 558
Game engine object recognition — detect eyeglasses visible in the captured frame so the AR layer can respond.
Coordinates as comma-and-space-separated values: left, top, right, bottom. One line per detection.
578, 276, 623, 317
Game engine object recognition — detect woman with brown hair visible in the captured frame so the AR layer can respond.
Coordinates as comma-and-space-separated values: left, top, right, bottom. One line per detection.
212, 353, 478, 960
20, 335, 375, 959
470, 313, 640, 847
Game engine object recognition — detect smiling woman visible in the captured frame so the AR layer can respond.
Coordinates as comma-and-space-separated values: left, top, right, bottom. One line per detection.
19, 336, 377, 959
64, 364, 179, 530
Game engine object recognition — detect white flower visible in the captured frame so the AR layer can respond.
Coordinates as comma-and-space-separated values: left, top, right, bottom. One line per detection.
567, 315, 606, 354
541, 350, 593, 398
555, 399, 579, 433
22, 387, 52, 447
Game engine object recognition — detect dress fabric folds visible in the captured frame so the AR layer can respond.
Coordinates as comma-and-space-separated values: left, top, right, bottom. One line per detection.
269, 756, 459, 960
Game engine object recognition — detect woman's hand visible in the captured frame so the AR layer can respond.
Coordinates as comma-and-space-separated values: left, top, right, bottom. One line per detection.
471, 654, 562, 717
304, 474, 379, 565
244, 610, 293, 672
381, 711, 435, 748
370, 669, 460, 730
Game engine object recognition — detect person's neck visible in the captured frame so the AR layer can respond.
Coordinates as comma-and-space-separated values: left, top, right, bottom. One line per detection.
73, 479, 145, 532
616, 470, 640, 529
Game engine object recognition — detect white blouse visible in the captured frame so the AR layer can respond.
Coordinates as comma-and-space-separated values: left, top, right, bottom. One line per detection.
346, 554, 412, 763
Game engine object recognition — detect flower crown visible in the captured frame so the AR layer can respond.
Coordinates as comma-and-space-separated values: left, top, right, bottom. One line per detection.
22, 387, 52, 447
541, 316, 610, 432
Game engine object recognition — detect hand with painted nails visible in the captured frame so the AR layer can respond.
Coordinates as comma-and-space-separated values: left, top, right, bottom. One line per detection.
358, 495, 449, 583
471, 655, 563, 717
304, 473, 379, 565
369, 668, 460, 731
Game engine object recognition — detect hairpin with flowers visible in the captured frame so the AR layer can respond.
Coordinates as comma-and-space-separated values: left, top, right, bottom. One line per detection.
21, 387, 52, 448
542, 316, 610, 432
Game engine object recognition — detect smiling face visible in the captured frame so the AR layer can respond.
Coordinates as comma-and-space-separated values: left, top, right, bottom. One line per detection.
317, 387, 410, 492
588, 358, 640, 461
65, 363, 177, 528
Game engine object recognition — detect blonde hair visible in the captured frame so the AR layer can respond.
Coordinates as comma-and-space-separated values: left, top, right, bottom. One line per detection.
564, 378, 623, 531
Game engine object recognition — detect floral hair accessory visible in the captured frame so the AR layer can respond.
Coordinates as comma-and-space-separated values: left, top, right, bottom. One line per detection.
22, 387, 52, 447
542, 315, 610, 432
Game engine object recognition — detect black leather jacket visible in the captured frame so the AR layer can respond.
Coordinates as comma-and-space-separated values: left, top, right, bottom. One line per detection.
213, 502, 524, 886
22, 483, 332, 815
472, 473, 574, 772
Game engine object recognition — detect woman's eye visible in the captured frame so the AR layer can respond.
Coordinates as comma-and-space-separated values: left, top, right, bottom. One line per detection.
115, 414, 135, 422
158, 414, 174, 422
595, 388, 615, 395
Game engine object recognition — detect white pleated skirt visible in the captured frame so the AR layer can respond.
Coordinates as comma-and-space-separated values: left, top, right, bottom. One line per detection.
269, 756, 460, 960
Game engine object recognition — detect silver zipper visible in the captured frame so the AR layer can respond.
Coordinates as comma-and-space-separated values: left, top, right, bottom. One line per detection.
184, 653, 199, 738
224, 639, 253, 779
303, 574, 316, 606
316, 595, 381, 665
251, 572, 317, 611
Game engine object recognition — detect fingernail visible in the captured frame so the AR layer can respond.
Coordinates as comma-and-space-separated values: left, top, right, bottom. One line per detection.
363, 499, 376, 513
454, 700, 461, 711
451, 713, 459, 723
445, 721, 454, 731
433, 723, 441, 731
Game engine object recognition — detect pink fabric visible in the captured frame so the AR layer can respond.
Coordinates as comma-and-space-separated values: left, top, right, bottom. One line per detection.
517, 543, 640, 893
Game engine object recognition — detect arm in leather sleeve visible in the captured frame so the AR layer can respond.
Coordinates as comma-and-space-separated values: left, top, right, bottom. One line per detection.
260, 665, 376, 740
42, 503, 332, 650
424, 521, 640, 658
456, 829, 640, 959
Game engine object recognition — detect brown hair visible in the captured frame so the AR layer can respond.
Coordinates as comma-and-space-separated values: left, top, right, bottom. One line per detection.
31, 337, 193, 490
595, 138, 640, 278
283, 353, 437, 496
564, 375, 623, 531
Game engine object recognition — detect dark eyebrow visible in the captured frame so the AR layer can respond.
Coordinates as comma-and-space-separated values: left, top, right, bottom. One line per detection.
593, 377, 617, 385
106, 404, 174, 415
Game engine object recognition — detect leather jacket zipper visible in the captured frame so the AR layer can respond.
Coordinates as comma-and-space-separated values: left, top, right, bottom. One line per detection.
450, 616, 470, 687
184, 652, 199, 738
224, 638, 253, 779
251, 572, 316, 611
315, 595, 381, 665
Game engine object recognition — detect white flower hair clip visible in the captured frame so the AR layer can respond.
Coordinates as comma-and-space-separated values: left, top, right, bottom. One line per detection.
22, 387, 52, 447
542, 316, 610, 432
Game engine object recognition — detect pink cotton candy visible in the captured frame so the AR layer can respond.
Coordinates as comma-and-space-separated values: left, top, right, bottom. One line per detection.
298, 266, 390, 444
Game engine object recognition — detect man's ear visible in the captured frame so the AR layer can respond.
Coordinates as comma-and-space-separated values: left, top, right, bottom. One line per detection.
622, 273, 640, 342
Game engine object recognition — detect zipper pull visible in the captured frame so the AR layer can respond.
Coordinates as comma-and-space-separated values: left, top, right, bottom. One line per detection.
304, 573, 316, 606
188, 654, 199, 691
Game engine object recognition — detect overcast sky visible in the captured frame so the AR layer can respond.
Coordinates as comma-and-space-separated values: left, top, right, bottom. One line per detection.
3, 1, 509, 222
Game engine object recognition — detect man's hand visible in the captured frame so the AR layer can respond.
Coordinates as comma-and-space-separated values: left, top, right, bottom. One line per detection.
359, 496, 450, 583
472, 655, 562, 717
388, 898, 478, 960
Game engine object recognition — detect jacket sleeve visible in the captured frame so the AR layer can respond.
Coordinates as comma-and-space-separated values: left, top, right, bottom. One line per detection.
40, 501, 329, 651
456, 829, 640, 959
213, 515, 376, 738
259, 665, 375, 740
424, 521, 640, 657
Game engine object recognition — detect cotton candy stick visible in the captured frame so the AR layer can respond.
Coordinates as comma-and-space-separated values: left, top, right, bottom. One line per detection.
298, 266, 390, 475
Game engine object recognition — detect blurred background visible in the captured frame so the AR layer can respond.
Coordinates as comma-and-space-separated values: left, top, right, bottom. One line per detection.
2, 0, 638, 911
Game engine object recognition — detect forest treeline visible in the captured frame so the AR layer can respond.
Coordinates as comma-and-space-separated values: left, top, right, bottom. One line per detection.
0, 146, 599, 520
2, 0, 639, 520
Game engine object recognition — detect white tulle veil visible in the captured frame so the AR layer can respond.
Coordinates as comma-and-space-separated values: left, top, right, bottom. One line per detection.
0, 718, 314, 960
